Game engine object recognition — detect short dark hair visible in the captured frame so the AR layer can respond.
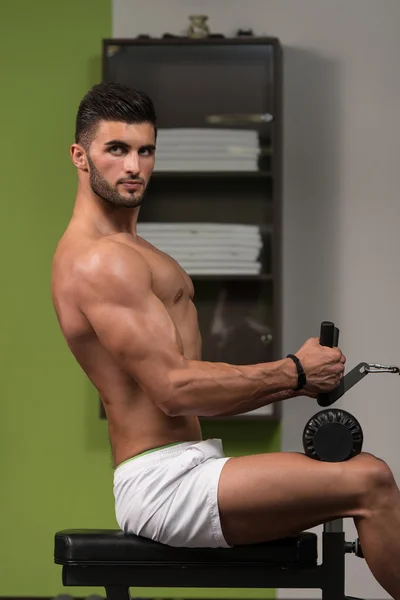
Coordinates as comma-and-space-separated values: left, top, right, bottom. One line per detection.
75, 81, 157, 148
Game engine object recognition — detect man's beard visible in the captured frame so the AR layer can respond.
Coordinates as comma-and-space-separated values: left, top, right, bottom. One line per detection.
87, 154, 146, 209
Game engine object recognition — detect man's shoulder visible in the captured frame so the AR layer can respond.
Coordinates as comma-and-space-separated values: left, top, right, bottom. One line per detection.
78, 236, 148, 275
72, 236, 152, 302
53, 229, 153, 304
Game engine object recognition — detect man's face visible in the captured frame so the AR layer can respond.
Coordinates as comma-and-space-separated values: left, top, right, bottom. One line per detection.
86, 120, 156, 208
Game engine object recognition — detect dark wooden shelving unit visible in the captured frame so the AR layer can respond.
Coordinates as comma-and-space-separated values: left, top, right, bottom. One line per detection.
102, 36, 283, 421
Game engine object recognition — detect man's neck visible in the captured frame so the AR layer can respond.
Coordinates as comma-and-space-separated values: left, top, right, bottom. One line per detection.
72, 188, 140, 238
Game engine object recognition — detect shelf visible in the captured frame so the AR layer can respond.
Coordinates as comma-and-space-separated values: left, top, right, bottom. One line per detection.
190, 274, 272, 281
105, 37, 281, 47
201, 413, 279, 422
102, 37, 282, 424
152, 171, 272, 179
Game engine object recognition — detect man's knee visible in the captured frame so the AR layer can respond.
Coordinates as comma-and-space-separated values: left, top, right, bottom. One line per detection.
352, 452, 396, 511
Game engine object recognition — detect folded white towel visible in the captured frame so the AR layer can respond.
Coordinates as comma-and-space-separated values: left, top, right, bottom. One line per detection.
155, 151, 260, 160
155, 141, 259, 151
141, 231, 261, 239
154, 159, 258, 171
181, 266, 262, 275
144, 241, 263, 253
164, 248, 260, 258
157, 128, 258, 139
138, 222, 261, 233
175, 257, 259, 265
138, 224, 265, 253
155, 144, 260, 153
146, 243, 262, 252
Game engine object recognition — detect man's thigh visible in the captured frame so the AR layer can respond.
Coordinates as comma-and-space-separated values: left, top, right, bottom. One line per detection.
218, 451, 376, 545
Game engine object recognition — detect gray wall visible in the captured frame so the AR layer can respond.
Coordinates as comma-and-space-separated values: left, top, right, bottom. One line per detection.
113, 1, 400, 597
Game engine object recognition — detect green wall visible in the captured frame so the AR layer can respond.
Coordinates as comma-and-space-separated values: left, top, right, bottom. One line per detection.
0, 0, 112, 596
0, 2, 280, 597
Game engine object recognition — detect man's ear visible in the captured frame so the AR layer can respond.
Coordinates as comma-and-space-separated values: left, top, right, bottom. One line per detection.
70, 143, 89, 172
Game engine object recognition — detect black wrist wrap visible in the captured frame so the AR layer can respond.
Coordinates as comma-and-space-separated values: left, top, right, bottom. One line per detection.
286, 354, 307, 391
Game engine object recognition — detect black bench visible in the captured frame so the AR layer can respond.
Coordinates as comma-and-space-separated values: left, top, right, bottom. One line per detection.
54, 519, 362, 600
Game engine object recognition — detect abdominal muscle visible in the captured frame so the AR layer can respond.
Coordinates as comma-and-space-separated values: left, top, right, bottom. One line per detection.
73, 307, 203, 468
105, 386, 203, 468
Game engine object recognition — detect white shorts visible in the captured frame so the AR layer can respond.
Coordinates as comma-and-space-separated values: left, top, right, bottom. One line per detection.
113, 438, 232, 548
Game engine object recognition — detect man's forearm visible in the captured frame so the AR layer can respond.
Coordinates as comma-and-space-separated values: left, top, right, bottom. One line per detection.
162, 358, 298, 417
208, 389, 299, 417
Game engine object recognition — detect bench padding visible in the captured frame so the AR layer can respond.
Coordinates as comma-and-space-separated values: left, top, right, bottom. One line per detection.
54, 529, 318, 568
